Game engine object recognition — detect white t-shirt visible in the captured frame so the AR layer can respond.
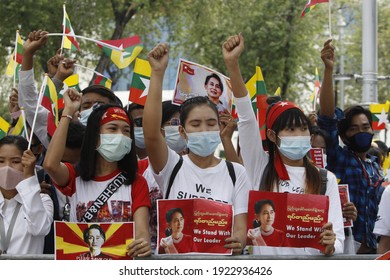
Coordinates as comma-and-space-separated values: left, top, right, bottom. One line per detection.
0, 176, 53, 254
235, 94, 345, 254
151, 147, 251, 215
374, 186, 390, 236
55, 164, 150, 223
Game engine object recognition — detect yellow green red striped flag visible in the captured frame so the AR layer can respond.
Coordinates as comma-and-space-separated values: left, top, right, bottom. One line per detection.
129, 58, 151, 106
370, 103, 389, 130
98, 36, 143, 69
62, 6, 80, 51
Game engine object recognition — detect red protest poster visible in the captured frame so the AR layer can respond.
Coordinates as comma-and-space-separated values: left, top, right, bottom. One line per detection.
338, 184, 353, 228
55, 221, 134, 260
157, 198, 233, 255
247, 191, 329, 251
310, 148, 325, 168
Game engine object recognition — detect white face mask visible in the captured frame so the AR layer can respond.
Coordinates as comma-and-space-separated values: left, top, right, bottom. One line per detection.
164, 126, 187, 153
277, 135, 312, 161
133, 127, 145, 149
0, 166, 25, 190
79, 106, 93, 126
186, 130, 221, 157
96, 134, 132, 162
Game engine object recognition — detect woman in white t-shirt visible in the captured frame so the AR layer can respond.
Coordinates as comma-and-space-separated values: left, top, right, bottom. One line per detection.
143, 43, 251, 254
43, 89, 152, 258
221, 33, 344, 256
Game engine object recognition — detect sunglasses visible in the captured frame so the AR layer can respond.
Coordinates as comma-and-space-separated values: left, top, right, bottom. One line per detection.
133, 117, 143, 127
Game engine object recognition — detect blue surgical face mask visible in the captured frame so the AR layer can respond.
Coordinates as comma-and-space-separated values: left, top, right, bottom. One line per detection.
79, 106, 93, 126
96, 134, 132, 162
186, 130, 221, 157
277, 135, 312, 161
164, 126, 187, 153
133, 127, 145, 149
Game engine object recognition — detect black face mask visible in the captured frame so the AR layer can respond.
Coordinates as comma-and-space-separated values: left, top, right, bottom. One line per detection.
346, 132, 373, 153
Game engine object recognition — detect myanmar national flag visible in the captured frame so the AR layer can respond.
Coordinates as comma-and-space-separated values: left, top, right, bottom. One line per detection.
41, 76, 59, 137
5, 32, 23, 77
98, 36, 143, 69
62, 7, 80, 51
255, 66, 268, 141
92, 74, 112, 89
63, 74, 81, 92
0, 117, 11, 140
129, 58, 151, 106
370, 103, 389, 130
301, 0, 329, 17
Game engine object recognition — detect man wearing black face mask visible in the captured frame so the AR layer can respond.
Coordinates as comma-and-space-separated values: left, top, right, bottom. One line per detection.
318, 39, 384, 254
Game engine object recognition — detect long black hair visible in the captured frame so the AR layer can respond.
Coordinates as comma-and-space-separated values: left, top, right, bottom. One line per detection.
79, 104, 138, 184
264, 105, 321, 194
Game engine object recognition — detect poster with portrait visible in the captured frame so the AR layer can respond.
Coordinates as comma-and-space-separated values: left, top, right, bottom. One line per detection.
338, 184, 353, 228
172, 59, 233, 113
247, 191, 329, 251
157, 198, 233, 255
309, 148, 325, 168
55, 221, 134, 260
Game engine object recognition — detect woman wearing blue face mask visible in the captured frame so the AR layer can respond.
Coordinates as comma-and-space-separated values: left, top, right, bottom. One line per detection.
43, 89, 152, 258
222, 33, 344, 256
143, 43, 251, 255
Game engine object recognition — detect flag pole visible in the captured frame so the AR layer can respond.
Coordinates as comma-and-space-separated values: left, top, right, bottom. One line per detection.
328, 0, 332, 38
47, 33, 124, 52
13, 30, 19, 89
28, 74, 48, 150
74, 63, 111, 80
60, 4, 66, 56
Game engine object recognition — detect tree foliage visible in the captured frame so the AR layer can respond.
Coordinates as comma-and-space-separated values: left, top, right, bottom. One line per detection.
0, 0, 389, 119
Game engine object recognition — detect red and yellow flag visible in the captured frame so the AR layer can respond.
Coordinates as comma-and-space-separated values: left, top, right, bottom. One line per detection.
301, 0, 329, 17
128, 58, 151, 106
41, 76, 59, 137
370, 102, 389, 130
62, 5, 80, 51
98, 36, 143, 69
5, 31, 23, 78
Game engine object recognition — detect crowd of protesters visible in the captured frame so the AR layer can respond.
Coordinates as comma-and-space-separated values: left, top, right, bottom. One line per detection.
0, 30, 389, 257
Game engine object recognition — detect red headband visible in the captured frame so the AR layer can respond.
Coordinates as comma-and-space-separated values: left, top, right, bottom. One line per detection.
100, 107, 130, 126
266, 101, 302, 181
266, 101, 301, 129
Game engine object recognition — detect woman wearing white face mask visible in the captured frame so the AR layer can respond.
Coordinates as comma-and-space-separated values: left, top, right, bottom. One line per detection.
143, 43, 251, 255
43, 89, 152, 258
222, 33, 344, 256
0, 136, 53, 254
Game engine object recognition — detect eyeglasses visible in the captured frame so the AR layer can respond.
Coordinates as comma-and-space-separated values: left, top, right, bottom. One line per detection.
133, 117, 143, 127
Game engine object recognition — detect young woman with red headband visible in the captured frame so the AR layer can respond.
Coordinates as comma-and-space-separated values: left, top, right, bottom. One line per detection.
43, 89, 152, 258
222, 33, 344, 256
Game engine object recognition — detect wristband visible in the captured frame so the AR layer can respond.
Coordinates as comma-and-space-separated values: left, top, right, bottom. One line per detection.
61, 114, 73, 121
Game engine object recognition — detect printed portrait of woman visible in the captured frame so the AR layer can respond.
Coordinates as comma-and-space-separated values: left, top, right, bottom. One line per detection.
247, 199, 290, 247
204, 73, 226, 112
159, 208, 196, 254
